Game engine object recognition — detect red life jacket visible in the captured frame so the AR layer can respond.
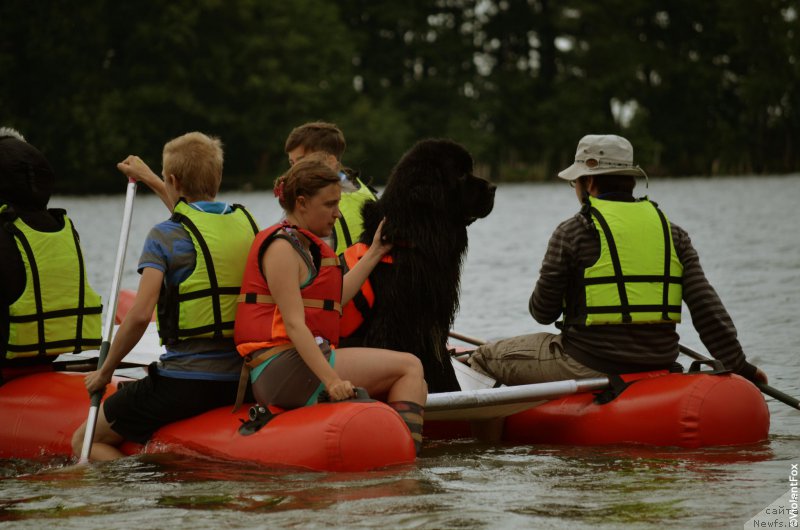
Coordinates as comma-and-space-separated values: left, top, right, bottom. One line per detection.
234, 222, 342, 356
339, 243, 393, 337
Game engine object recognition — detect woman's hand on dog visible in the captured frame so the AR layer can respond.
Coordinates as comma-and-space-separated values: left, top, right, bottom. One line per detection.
369, 218, 393, 257
341, 218, 393, 306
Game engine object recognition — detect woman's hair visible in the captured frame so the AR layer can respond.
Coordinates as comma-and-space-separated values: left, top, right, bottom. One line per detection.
162, 132, 224, 199
274, 152, 340, 212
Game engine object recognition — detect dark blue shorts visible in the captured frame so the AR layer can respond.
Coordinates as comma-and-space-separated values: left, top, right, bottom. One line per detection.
103, 363, 240, 444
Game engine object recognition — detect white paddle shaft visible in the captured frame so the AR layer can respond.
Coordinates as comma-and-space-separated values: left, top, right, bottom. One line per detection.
79, 179, 137, 464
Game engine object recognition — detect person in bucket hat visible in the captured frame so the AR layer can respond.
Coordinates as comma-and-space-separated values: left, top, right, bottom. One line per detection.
557, 134, 647, 181
467, 134, 768, 387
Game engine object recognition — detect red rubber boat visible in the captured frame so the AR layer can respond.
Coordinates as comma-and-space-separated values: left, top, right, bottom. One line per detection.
0, 286, 770, 469
425, 367, 770, 448
0, 371, 416, 471
0, 363, 769, 471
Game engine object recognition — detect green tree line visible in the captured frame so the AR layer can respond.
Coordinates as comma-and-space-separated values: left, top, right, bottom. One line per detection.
1, 0, 797, 194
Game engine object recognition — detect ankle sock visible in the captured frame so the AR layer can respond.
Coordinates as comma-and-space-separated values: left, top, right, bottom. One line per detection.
389, 401, 424, 455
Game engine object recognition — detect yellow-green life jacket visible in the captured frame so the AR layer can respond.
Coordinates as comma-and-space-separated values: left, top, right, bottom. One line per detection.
157, 200, 258, 345
3, 207, 102, 358
332, 177, 377, 255
567, 197, 683, 326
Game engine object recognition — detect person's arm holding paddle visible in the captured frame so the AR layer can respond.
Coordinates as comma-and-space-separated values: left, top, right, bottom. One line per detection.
673, 225, 768, 384
117, 155, 173, 212
83, 269, 161, 393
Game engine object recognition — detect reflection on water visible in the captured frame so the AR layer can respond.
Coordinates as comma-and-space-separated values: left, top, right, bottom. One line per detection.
0, 438, 795, 528
2, 176, 799, 528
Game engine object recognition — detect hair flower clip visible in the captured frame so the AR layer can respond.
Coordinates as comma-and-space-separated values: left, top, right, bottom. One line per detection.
274, 182, 285, 201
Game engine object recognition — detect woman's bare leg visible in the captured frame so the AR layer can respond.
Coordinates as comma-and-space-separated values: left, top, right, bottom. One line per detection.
333, 347, 427, 454
333, 347, 427, 404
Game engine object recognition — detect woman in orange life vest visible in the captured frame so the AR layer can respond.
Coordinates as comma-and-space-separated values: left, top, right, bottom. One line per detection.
234, 154, 427, 453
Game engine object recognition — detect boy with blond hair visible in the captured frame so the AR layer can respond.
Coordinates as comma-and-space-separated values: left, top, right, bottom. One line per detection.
72, 132, 258, 461
1, 128, 102, 374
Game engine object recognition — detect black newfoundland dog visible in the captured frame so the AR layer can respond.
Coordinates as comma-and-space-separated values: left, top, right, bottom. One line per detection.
339, 139, 496, 392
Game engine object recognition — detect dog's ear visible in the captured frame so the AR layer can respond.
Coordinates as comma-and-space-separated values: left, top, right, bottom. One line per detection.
359, 200, 383, 242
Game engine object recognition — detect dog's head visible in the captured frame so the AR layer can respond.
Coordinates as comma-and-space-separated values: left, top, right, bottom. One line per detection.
379, 139, 496, 227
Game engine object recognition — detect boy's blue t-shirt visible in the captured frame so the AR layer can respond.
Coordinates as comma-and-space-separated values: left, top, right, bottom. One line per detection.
137, 201, 242, 382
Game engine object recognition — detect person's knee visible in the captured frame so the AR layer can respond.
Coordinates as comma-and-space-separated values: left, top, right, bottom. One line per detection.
471, 342, 499, 363
71, 423, 86, 456
403, 353, 424, 378
467, 347, 493, 376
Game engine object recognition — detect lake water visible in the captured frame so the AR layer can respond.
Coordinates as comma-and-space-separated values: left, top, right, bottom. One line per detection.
2, 176, 798, 529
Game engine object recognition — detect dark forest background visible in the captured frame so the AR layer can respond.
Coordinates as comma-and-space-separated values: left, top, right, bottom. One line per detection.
1, 0, 797, 193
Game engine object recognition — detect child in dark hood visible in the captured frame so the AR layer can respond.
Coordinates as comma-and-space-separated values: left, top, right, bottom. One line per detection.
0, 128, 102, 378
0, 128, 54, 210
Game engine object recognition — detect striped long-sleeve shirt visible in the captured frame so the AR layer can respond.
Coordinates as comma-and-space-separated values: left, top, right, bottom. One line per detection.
529, 203, 758, 380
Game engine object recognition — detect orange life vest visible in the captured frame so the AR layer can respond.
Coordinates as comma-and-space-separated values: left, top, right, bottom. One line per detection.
234, 222, 343, 357
339, 243, 393, 337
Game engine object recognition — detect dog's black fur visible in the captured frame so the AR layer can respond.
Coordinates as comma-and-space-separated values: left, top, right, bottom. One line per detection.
340, 139, 496, 392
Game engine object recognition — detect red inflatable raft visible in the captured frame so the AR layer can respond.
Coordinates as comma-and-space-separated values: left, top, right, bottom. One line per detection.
0, 372, 416, 471
426, 369, 770, 448
0, 365, 770, 470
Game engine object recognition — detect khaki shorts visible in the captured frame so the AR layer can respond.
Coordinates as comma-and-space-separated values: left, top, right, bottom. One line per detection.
467, 333, 604, 385
250, 342, 334, 409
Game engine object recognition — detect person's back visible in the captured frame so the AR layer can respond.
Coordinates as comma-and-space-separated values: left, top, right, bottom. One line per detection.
0, 128, 101, 378
72, 131, 258, 461
145, 198, 258, 377
532, 192, 754, 376
469, 134, 766, 386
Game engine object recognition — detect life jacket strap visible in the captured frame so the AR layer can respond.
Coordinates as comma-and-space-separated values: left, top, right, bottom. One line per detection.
592, 374, 632, 404
232, 342, 296, 412
244, 342, 295, 370
236, 293, 342, 314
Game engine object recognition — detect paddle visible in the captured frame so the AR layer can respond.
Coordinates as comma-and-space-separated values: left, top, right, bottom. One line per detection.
425, 377, 609, 421
53, 357, 145, 373
78, 178, 137, 464
449, 331, 799, 411
679, 344, 799, 411
448, 330, 486, 348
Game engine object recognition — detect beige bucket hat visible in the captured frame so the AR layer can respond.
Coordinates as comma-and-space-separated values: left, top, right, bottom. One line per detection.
558, 134, 647, 182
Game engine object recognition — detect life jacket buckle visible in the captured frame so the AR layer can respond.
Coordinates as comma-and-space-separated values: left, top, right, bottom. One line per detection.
238, 405, 276, 436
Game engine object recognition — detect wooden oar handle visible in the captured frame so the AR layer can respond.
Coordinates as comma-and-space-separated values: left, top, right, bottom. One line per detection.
757, 383, 800, 410
448, 331, 486, 347
680, 344, 799, 412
